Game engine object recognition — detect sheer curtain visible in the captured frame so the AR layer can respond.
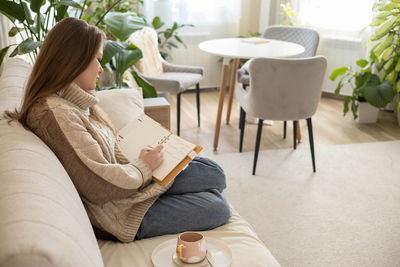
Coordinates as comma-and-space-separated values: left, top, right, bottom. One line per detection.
142, 0, 240, 37
141, 0, 241, 88
283, 0, 375, 94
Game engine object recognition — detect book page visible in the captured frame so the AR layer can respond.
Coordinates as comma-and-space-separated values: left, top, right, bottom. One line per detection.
152, 134, 196, 180
240, 37, 270, 45
117, 114, 196, 181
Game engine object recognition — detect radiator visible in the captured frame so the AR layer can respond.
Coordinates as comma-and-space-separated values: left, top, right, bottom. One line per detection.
317, 34, 367, 95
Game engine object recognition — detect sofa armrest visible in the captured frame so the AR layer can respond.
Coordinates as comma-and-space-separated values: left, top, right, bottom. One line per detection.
143, 97, 171, 129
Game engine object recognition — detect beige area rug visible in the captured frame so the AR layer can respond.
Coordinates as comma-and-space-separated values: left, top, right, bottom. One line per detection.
207, 141, 400, 267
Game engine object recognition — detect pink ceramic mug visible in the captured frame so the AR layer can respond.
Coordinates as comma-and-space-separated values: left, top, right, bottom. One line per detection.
176, 232, 206, 263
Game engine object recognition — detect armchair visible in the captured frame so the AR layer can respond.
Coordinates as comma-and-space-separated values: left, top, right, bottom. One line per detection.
236, 56, 327, 175
129, 27, 204, 136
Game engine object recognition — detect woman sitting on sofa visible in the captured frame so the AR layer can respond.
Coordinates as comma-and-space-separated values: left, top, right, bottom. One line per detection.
4, 17, 231, 242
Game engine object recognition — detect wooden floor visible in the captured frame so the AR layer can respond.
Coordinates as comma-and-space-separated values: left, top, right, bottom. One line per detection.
166, 89, 400, 155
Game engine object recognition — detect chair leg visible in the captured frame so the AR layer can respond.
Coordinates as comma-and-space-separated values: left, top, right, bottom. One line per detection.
239, 107, 243, 129
307, 118, 316, 172
239, 84, 247, 129
293, 120, 297, 150
177, 93, 181, 136
196, 83, 200, 127
239, 107, 246, 152
252, 119, 264, 175
283, 121, 287, 138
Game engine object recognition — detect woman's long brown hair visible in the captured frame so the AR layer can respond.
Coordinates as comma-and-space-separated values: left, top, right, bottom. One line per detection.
5, 17, 105, 129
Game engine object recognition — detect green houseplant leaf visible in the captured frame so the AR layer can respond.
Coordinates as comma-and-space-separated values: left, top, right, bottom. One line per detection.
104, 12, 144, 41
115, 44, 142, 87
356, 59, 369, 68
30, 0, 44, 13
9, 39, 42, 57
334, 73, 353, 96
115, 44, 142, 74
359, 74, 395, 107
370, 17, 398, 41
131, 70, 157, 98
101, 40, 127, 67
151, 16, 164, 29
0, 0, 25, 22
329, 66, 349, 80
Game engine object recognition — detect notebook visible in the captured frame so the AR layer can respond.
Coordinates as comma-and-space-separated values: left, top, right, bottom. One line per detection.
117, 114, 202, 186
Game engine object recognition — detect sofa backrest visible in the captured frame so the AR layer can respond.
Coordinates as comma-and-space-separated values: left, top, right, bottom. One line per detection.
0, 58, 104, 267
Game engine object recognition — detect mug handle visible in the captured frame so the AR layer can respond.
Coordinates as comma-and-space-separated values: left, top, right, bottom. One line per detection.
176, 244, 186, 262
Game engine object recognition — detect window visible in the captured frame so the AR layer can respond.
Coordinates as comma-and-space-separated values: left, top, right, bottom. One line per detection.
291, 0, 375, 34
141, 0, 241, 36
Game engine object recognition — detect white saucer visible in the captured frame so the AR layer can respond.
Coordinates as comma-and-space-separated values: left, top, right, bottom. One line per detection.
172, 253, 208, 267
151, 237, 232, 267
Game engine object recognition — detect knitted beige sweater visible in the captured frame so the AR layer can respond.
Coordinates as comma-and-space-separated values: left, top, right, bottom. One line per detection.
26, 83, 168, 242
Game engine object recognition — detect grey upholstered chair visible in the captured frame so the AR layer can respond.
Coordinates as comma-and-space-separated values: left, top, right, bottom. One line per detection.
129, 27, 203, 135
237, 26, 320, 142
235, 56, 327, 175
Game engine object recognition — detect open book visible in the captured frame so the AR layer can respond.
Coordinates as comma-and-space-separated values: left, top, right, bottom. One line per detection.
240, 37, 270, 45
117, 114, 202, 186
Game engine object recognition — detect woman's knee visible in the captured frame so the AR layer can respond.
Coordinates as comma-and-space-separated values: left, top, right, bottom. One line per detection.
194, 157, 225, 175
192, 157, 227, 190
203, 190, 231, 227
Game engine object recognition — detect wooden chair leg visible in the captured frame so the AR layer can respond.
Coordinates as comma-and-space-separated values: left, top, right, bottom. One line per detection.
283, 121, 287, 138
307, 118, 316, 172
252, 119, 264, 175
196, 83, 200, 127
293, 120, 297, 150
239, 107, 246, 152
177, 93, 181, 136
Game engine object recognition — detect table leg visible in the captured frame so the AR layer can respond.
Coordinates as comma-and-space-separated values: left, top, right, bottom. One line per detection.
296, 120, 301, 141
213, 59, 230, 150
226, 58, 240, 124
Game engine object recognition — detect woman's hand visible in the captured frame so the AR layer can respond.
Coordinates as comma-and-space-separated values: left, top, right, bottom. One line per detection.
139, 145, 163, 171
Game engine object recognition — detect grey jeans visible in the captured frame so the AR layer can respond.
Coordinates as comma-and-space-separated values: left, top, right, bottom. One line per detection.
135, 157, 231, 240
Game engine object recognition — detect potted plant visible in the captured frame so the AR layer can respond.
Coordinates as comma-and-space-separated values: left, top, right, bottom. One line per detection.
331, 0, 400, 123
330, 59, 395, 122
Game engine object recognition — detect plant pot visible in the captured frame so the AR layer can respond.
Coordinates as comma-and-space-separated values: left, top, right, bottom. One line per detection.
395, 107, 400, 126
355, 102, 379, 123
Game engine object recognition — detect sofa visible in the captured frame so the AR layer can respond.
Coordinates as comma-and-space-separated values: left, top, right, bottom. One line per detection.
0, 58, 280, 267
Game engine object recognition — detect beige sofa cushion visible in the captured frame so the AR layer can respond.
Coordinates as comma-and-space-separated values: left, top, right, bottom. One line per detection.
98, 208, 280, 267
0, 58, 104, 267
96, 88, 144, 131
128, 27, 163, 77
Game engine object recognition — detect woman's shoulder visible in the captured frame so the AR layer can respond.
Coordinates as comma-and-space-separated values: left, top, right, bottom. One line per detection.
28, 96, 84, 127
31, 95, 81, 114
